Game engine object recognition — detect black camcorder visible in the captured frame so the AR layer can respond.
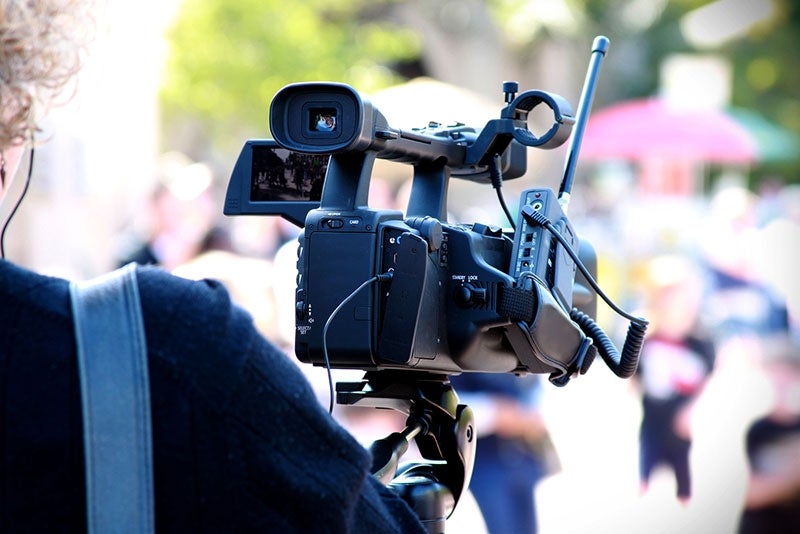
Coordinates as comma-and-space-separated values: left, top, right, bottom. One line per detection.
225, 37, 648, 525
225, 71, 645, 386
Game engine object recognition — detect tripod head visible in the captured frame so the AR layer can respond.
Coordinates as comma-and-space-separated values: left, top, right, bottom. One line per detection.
338, 371, 474, 530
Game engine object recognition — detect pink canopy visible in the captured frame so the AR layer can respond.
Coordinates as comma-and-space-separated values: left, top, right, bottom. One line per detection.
581, 98, 758, 164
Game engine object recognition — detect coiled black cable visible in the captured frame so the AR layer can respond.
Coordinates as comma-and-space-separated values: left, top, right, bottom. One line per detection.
570, 309, 646, 379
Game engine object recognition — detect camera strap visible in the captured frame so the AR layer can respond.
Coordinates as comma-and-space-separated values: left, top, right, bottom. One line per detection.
497, 284, 537, 323
498, 277, 596, 384
69, 263, 155, 534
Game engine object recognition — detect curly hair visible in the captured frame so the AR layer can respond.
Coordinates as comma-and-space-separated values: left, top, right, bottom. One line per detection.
0, 0, 91, 148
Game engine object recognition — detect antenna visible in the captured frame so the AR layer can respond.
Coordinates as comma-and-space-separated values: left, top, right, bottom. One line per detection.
558, 36, 610, 212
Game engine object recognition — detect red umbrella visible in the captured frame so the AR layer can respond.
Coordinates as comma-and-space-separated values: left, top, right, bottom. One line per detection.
581, 98, 758, 164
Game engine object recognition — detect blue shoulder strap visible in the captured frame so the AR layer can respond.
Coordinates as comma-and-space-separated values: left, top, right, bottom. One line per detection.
69, 263, 155, 533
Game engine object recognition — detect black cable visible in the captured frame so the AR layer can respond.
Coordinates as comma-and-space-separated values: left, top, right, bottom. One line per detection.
521, 205, 648, 326
322, 271, 393, 414
1, 147, 35, 259
489, 154, 515, 231
521, 204, 648, 378
571, 309, 645, 379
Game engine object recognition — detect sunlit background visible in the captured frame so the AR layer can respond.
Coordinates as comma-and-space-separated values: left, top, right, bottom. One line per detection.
6, 1, 799, 532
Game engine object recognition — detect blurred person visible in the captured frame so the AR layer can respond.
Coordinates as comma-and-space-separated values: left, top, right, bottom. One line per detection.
450, 373, 557, 534
635, 255, 715, 505
701, 185, 790, 342
750, 184, 800, 342
117, 151, 233, 270
0, 1, 425, 531
738, 339, 800, 533
315, 112, 335, 132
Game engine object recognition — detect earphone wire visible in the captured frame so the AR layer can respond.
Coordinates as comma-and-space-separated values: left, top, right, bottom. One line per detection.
0, 147, 35, 259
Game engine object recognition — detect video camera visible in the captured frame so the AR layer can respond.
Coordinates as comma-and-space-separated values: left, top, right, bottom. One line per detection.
225, 74, 644, 385
225, 37, 647, 528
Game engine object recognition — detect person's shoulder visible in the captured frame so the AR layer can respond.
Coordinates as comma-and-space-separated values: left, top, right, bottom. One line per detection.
134, 263, 256, 353
134, 264, 262, 406
135, 263, 232, 311
0, 259, 70, 319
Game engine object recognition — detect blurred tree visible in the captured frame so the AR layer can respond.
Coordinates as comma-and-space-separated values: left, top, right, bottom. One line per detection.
161, 0, 799, 184
726, 1, 800, 185
160, 0, 419, 160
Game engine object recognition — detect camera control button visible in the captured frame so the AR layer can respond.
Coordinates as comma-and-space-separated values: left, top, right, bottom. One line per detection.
454, 284, 471, 306
325, 218, 344, 229
454, 282, 487, 307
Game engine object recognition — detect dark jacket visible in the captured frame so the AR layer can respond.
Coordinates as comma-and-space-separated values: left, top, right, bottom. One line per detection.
0, 260, 423, 533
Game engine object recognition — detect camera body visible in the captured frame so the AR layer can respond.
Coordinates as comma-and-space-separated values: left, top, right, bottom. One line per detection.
226, 81, 595, 381
295, 209, 526, 373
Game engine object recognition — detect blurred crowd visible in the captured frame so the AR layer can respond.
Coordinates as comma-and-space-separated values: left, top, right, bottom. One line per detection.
560, 171, 800, 533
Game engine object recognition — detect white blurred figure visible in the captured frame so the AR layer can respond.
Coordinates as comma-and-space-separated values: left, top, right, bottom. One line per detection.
117, 152, 228, 270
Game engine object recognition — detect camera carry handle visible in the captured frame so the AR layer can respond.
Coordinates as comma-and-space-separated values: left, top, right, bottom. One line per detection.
337, 371, 474, 534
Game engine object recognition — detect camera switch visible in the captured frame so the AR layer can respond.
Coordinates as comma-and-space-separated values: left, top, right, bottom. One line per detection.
454, 282, 487, 307
324, 218, 344, 229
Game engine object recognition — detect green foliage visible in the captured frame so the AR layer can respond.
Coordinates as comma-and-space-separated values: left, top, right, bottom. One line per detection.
160, 0, 419, 157
730, 2, 800, 131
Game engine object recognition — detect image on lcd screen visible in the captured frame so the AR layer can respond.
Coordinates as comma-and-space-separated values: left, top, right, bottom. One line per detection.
250, 146, 328, 202
309, 107, 337, 132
